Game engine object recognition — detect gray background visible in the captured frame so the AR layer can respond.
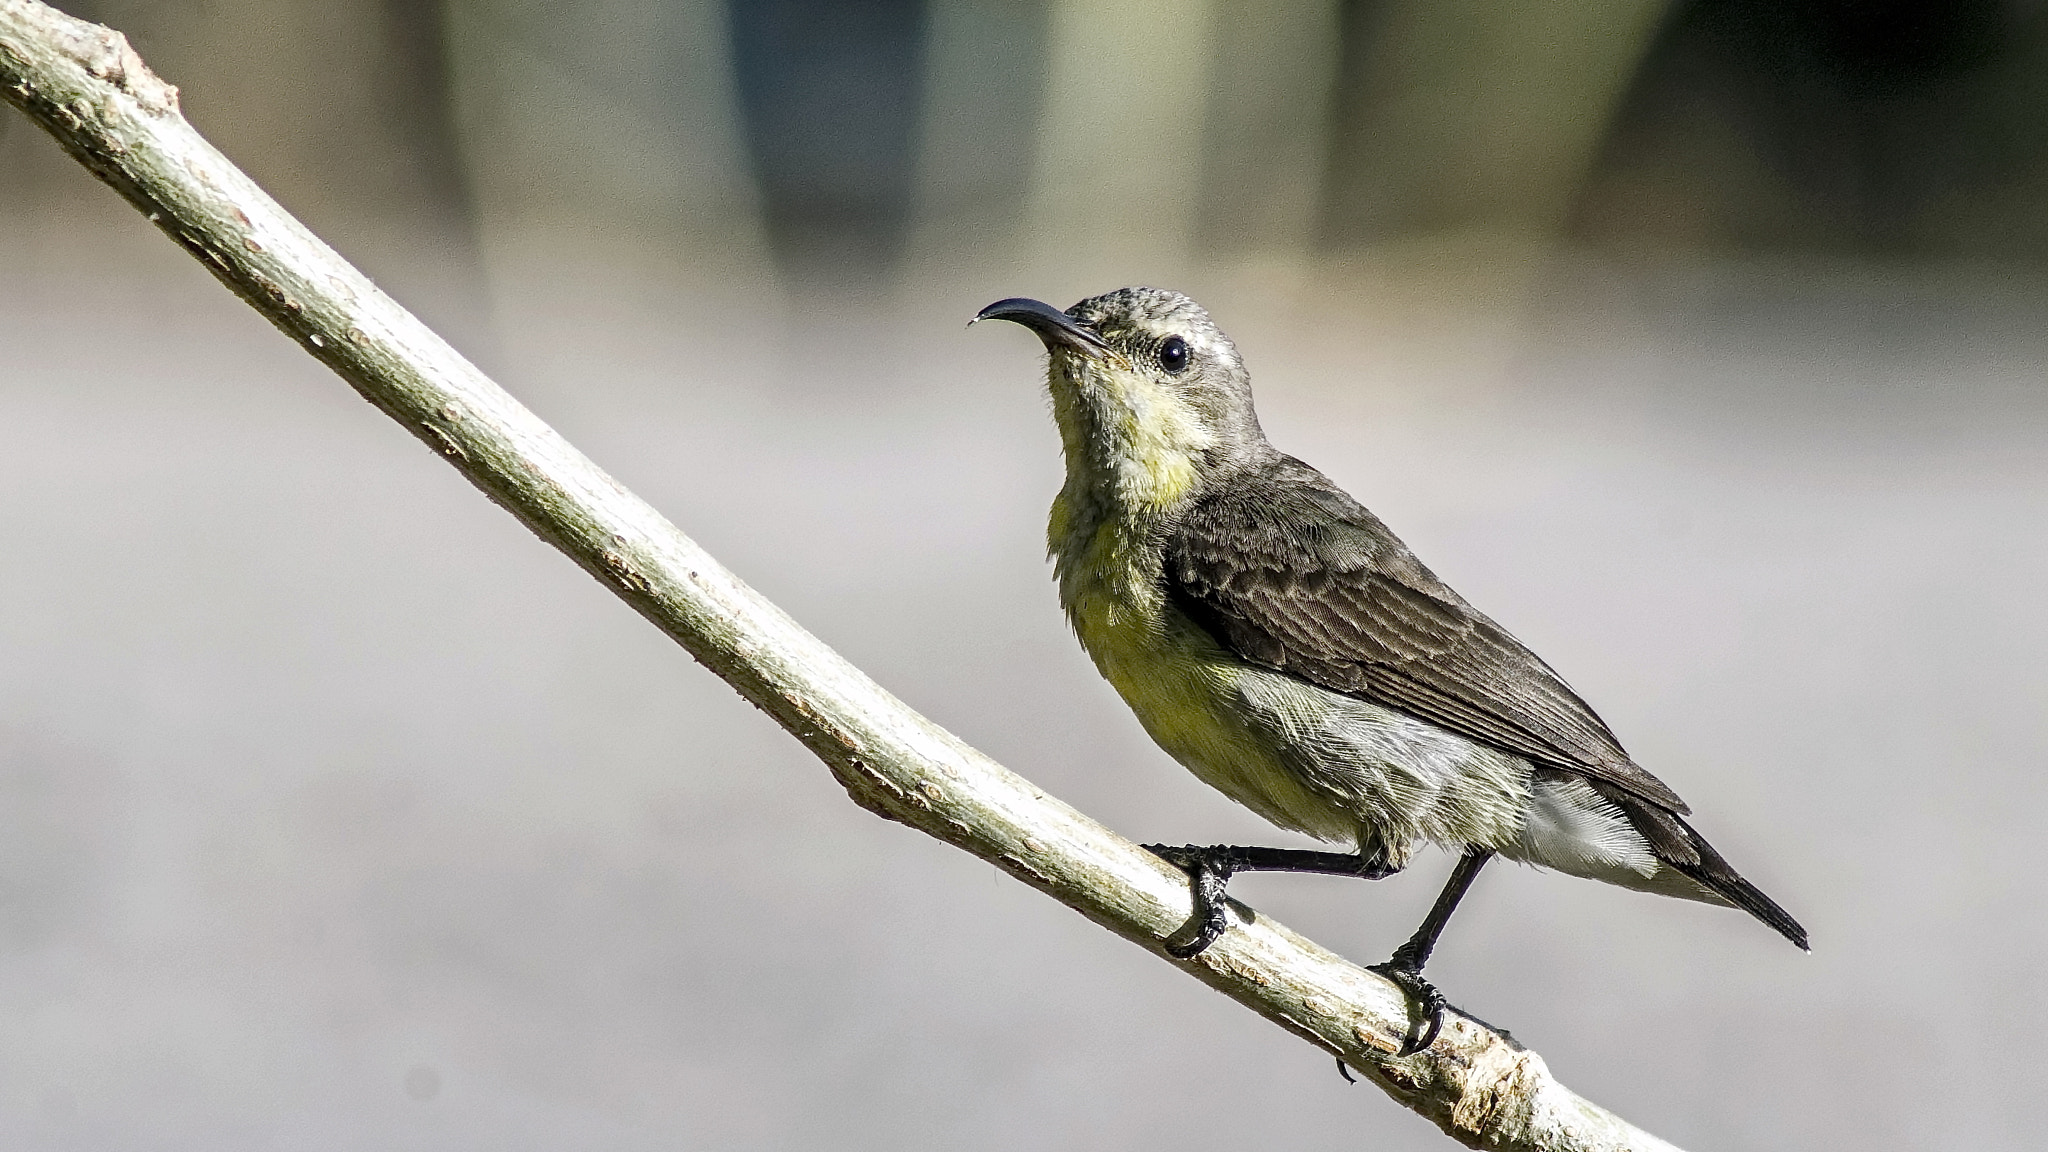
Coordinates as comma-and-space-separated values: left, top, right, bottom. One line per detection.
4, 1, 2046, 1148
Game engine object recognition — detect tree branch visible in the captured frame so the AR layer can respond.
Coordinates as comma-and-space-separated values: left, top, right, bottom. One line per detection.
0, 4, 1677, 1148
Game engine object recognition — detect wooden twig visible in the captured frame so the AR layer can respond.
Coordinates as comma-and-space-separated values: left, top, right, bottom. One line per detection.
0, 3, 1678, 1148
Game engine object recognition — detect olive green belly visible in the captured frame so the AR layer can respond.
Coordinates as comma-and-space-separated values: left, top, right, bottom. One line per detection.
1069, 591, 1362, 843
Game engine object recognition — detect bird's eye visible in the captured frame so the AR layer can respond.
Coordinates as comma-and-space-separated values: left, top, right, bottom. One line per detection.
1158, 335, 1189, 374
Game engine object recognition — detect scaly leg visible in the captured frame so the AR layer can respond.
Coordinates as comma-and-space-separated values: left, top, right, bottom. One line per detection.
1142, 844, 1401, 959
1369, 848, 1492, 1055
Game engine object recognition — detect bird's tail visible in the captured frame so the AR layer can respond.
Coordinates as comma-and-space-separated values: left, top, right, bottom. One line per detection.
1598, 784, 1809, 951
1668, 823, 1809, 951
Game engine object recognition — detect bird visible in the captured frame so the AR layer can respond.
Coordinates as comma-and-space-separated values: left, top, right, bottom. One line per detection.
973, 287, 1806, 1055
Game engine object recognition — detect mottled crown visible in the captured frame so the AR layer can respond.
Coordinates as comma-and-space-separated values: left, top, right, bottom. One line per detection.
1067, 287, 1242, 375
1064, 286, 1264, 458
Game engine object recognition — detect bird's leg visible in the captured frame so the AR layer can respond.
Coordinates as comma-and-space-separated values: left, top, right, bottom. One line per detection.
1369, 848, 1492, 1056
1142, 844, 1401, 959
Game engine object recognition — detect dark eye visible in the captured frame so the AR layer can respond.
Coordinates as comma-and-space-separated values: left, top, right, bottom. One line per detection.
1158, 335, 1189, 374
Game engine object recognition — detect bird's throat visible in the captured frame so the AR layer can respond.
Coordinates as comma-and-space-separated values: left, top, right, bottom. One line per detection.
1045, 356, 1208, 518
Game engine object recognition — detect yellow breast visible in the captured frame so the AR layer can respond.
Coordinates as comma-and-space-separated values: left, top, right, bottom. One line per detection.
1053, 507, 1356, 841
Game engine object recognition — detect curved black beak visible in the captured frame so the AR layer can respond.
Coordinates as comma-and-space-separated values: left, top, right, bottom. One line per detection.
972, 297, 1111, 355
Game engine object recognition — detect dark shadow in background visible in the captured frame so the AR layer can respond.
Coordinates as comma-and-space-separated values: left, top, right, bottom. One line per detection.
377, 0, 480, 249
370, 0, 492, 349
1574, 0, 2048, 261
727, 0, 930, 282
46, 0, 2047, 282
1317, 0, 1398, 248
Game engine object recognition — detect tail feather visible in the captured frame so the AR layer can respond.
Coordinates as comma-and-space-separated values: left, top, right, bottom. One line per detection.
1593, 781, 1809, 950
1669, 819, 1809, 951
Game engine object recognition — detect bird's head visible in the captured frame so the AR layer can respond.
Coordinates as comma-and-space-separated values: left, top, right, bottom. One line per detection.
975, 287, 1266, 510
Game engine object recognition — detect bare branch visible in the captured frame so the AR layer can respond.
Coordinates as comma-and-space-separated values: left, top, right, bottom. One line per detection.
0, 4, 1678, 1148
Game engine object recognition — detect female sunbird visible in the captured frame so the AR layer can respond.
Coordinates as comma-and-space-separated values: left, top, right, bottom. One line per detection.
977, 288, 1806, 1055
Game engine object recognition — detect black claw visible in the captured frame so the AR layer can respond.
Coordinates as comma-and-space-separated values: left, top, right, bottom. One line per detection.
1369, 961, 1447, 1056
1138, 843, 1490, 1055
1335, 1056, 1357, 1084
1360, 849, 1492, 1056
1145, 843, 1236, 957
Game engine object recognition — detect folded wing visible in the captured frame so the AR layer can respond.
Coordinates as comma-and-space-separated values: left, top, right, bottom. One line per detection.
1163, 454, 1689, 814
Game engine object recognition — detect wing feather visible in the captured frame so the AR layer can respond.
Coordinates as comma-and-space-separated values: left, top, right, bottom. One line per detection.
1164, 455, 1690, 814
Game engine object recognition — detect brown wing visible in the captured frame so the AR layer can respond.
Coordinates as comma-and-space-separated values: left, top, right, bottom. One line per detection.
1164, 455, 1690, 814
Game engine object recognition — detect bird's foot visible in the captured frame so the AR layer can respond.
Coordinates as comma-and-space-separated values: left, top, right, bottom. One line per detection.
1142, 844, 1238, 958
1143, 843, 1397, 958
1366, 957, 1447, 1056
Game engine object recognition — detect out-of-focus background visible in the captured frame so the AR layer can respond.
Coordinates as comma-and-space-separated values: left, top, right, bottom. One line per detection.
2, 1, 2045, 1147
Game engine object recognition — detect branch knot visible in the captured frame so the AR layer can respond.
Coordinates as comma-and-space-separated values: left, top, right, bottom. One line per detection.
38, 7, 177, 114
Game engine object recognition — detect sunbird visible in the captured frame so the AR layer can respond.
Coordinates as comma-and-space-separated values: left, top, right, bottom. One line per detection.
976, 287, 1806, 1055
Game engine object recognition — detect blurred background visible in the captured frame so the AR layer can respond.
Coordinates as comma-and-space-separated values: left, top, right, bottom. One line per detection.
2, 0, 2046, 1148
